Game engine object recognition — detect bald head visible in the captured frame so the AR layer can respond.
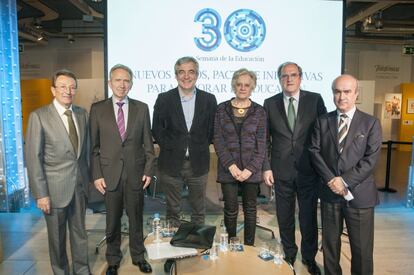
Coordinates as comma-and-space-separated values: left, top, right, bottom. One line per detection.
332, 74, 359, 113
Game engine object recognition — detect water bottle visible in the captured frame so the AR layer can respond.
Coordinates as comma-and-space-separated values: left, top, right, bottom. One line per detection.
219, 221, 228, 251
152, 213, 161, 243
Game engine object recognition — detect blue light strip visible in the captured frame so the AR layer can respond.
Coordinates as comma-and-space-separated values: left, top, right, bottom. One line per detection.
0, 0, 26, 211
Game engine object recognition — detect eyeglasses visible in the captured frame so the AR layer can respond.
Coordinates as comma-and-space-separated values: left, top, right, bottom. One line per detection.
55, 85, 77, 93
280, 73, 300, 80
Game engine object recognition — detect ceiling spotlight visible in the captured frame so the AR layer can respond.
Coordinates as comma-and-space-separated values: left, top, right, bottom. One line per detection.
91, 0, 103, 2
68, 34, 75, 43
37, 34, 44, 41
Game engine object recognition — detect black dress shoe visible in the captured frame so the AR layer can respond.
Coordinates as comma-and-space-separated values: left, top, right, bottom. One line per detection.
164, 259, 175, 273
135, 259, 152, 273
106, 265, 119, 275
284, 256, 296, 266
302, 259, 321, 275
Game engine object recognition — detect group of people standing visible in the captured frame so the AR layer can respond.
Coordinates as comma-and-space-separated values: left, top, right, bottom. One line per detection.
25, 56, 382, 275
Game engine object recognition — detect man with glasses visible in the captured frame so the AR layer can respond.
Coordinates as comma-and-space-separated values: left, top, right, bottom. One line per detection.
152, 56, 217, 228
25, 69, 91, 275
263, 62, 326, 274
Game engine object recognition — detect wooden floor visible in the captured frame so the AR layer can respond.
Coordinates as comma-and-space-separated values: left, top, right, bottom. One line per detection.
0, 149, 413, 275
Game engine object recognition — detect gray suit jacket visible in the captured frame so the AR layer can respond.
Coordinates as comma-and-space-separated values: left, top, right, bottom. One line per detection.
263, 90, 327, 181
90, 97, 155, 191
25, 103, 89, 208
309, 109, 382, 208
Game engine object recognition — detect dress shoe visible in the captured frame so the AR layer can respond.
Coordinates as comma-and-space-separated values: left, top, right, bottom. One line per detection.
302, 259, 322, 275
106, 265, 119, 275
135, 259, 152, 273
284, 256, 296, 266
164, 259, 175, 273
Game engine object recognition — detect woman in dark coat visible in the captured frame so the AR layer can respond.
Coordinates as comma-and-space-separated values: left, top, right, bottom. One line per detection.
213, 68, 267, 245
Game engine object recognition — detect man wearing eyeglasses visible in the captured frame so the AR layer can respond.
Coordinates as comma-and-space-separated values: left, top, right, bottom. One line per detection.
263, 62, 326, 275
25, 69, 91, 275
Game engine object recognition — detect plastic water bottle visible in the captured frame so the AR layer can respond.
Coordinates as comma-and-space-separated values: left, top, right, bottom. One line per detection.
219, 221, 228, 251
152, 213, 161, 243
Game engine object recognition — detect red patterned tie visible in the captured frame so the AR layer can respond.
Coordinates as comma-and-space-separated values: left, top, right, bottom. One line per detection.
116, 102, 126, 141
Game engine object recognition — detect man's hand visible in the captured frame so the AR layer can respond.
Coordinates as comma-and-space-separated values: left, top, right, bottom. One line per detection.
94, 178, 107, 194
229, 164, 242, 180
263, 170, 274, 186
237, 169, 252, 182
142, 175, 151, 189
37, 196, 50, 214
328, 177, 347, 196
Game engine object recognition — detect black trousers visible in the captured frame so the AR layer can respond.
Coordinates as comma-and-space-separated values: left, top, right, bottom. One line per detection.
275, 174, 318, 261
221, 181, 258, 245
321, 202, 375, 275
162, 159, 208, 226
104, 169, 145, 266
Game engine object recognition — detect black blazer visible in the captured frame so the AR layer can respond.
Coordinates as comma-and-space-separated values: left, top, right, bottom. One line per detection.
90, 97, 155, 191
263, 90, 326, 181
309, 109, 382, 208
152, 88, 217, 177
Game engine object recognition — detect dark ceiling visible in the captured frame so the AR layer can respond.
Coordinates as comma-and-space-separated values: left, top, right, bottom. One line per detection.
17, 0, 414, 46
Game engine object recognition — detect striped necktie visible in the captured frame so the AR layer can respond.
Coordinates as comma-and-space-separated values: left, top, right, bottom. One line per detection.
116, 102, 126, 141
338, 114, 348, 153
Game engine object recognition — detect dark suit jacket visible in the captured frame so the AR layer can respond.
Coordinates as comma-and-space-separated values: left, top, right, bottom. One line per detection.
263, 90, 326, 181
25, 103, 89, 208
309, 109, 382, 208
152, 88, 217, 177
90, 97, 155, 191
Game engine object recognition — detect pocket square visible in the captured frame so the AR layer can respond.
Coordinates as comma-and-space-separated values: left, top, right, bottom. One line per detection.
355, 134, 365, 138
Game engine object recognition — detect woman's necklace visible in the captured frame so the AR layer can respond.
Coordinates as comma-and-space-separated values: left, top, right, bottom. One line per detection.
232, 99, 250, 115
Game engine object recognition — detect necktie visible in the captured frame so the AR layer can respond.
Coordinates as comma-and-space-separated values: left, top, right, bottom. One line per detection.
116, 102, 126, 141
64, 110, 78, 155
338, 114, 348, 153
287, 97, 296, 131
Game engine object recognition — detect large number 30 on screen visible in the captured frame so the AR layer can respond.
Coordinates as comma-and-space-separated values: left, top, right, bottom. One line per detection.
194, 8, 266, 52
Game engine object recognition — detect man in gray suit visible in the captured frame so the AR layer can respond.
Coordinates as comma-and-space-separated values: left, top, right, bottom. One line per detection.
90, 64, 155, 275
25, 69, 90, 275
309, 74, 382, 275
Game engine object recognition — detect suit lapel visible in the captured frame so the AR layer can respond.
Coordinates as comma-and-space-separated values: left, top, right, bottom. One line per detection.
126, 99, 137, 141
172, 89, 189, 132
342, 109, 361, 154
72, 106, 84, 157
294, 90, 307, 135
275, 94, 291, 133
327, 112, 339, 153
190, 89, 202, 132
104, 98, 122, 142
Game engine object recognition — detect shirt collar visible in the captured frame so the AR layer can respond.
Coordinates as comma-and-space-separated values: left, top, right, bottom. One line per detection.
112, 96, 128, 105
178, 87, 196, 99
283, 90, 300, 102
337, 106, 356, 120
53, 98, 72, 116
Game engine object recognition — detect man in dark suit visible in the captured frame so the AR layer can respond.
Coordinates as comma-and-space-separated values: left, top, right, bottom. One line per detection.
309, 74, 382, 275
90, 64, 155, 275
263, 62, 326, 274
152, 56, 217, 227
25, 69, 90, 275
